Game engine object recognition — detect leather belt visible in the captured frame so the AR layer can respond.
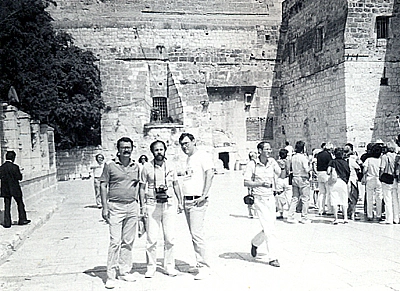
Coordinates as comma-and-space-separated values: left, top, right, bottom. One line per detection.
184, 196, 201, 200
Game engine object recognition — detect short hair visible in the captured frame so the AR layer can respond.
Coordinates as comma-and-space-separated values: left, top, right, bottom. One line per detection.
321, 142, 326, 149
179, 133, 195, 144
285, 141, 289, 146
279, 148, 288, 159
334, 147, 344, 159
345, 143, 354, 151
117, 137, 133, 150
257, 142, 270, 151
5, 151, 16, 162
139, 155, 148, 162
150, 140, 167, 153
370, 143, 382, 158
294, 141, 305, 153
95, 154, 104, 162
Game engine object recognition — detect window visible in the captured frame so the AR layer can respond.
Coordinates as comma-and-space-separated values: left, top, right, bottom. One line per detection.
316, 27, 324, 52
152, 97, 168, 121
289, 42, 296, 64
376, 16, 389, 39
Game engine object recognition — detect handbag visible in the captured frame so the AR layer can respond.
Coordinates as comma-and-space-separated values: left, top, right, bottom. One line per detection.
244, 160, 256, 205
379, 156, 394, 184
243, 194, 254, 205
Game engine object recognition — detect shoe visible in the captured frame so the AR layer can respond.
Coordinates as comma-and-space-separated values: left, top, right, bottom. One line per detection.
105, 279, 116, 289
145, 270, 155, 278
166, 268, 178, 277
268, 259, 280, 267
18, 220, 31, 225
367, 217, 373, 222
2, 224, 11, 228
379, 221, 393, 225
286, 218, 298, 224
343, 220, 349, 224
276, 215, 284, 220
300, 219, 311, 224
118, 273, 136, 282
251, 244, 257, 257
332, 220, 338, 225
194, 267, 211, 280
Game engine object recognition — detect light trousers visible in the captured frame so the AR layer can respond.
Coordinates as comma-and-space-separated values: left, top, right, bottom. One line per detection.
145, 201, 176, 273
93, 178, 102, 207
382, 183, 394, 223
317, 171, 332, 214
288, 176, 310, 220
394, 182, 400, 223
365, 177, 383, 219
251, 195, 278, 261
184, 199, 209, 268
107, 201, 138, 280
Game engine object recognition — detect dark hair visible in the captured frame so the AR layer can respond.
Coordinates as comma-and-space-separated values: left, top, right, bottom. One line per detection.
294, 140, 305, 153
150, 140, 167, 153
370, 143, 382, 158
285, 141, 289, 146
139, 155, 148, 162
345, 143, 354, 151
179, 133, 195, 144
279, 148, 288, 159
95, 154, 104, 162
334, 147, 344, 159
257, 141, 270, 151
321, 142, 326, 149
5, 151, 16, 162
248, 151, 257, 160
117, 137, 133, 150
366, 143, 374, 151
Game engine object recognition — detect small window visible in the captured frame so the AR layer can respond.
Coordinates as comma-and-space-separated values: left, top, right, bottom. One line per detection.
289, 42, 296, 64
316, 27, 324, 51
265, 34, 271, 42
152, 97, 168, 121
376, 16, 389, 39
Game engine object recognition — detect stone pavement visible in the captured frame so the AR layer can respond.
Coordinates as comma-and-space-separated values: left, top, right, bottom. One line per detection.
0, 171, 400, 291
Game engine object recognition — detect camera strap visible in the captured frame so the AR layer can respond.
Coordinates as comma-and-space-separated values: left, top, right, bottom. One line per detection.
153, 160, 167, 191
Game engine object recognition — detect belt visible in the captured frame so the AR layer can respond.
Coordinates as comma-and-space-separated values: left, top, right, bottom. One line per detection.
184, 196, 201, 200
109, 200, 136, 204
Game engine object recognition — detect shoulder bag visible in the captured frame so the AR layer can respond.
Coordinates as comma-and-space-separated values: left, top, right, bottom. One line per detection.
243, 161, 256, 205
379, 156, 394, 184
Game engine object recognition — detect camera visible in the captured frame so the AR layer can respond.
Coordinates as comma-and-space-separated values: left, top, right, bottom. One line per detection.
155, 185, 169, 202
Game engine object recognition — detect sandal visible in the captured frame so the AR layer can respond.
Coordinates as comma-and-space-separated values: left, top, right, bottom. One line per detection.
332, 220, 338, 225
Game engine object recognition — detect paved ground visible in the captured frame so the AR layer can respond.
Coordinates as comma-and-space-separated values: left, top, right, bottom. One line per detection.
0, 171, 400, 291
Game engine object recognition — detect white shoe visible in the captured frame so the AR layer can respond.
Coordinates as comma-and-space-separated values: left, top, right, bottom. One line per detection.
286, 218, 298, 224
145, 270, 155, 278
118, 273, 136, 282
194, 267, 211, 280
300, 218, 311, 224
105, 279, 116, 289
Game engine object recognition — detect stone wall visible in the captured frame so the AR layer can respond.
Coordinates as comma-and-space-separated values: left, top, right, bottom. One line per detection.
48, 0, 284, 163
0, 104, 57, 223
277, 0, 399, 153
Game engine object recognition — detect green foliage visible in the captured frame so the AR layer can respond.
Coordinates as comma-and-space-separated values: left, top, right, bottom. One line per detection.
0, 0, 104, 149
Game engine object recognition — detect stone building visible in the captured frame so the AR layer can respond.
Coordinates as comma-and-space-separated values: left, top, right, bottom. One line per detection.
275, 0, 400, 154
48, 0, 400, 164
48, 0, 284, 168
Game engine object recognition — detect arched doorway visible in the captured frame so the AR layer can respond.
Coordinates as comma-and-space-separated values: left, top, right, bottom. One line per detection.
218, 152, 230, 170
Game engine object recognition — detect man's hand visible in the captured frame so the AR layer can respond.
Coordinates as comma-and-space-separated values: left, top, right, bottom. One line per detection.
177, 204, 184, 214
102, 207, 110, 224
194, 196, 208, 207
140, 206, 148, 218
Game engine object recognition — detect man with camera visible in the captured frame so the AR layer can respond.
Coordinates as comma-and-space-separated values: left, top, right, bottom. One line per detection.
179, 133, 214, 280
100, 137, 140, 289
139, 140, 183, 278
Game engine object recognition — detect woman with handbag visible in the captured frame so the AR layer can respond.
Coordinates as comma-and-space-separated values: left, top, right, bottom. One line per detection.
327, 148, 350, 225
363, 144, 383, 221
379, 143, 397, 224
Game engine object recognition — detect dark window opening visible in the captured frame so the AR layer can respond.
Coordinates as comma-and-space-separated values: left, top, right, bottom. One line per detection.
289, 43, 296, 64
152, 97, 168, 121
218, 152, 230, 170
377, 16, 389, 39
316, 27, 324, 51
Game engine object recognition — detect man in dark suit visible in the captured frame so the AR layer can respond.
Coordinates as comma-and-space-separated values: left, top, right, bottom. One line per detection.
0, 151, 30, 228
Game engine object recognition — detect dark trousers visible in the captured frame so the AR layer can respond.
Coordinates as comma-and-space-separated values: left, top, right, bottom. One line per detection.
3, 196, 27, 226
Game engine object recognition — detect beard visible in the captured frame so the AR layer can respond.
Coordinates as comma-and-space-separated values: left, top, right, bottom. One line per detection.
155, 154, 165, 161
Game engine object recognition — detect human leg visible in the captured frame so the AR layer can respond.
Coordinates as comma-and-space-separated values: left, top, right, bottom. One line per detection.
3, 197, 12, 227
107, 202, 124, 280
119, 202, 138, 276
393, 182, 400, 223
317, 180, 327, 214
375, 180, 383, 219
287, 184, 300, 221
381, 183, 393, 223
94, 178, 102, 207
298, 178, 311, 221
145, 203, 160, 276
14, 196, 28, 223
184, 200, 209, 268
365, 179, 374, 219
162, 203, 177, 274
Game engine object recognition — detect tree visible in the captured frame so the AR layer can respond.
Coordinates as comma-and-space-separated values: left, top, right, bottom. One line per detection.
0, 0, 104, 149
